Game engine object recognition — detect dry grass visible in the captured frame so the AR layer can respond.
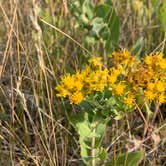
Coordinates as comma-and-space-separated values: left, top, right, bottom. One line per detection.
0, 0, 166, 165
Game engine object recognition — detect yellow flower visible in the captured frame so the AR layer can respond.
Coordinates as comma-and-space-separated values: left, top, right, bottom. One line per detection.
112, 49, 131, 65
122, 49, 130, 58
144, 54, 153, 65
55, 50, 166, 106
147, 82, 155, 90
111, 67, 122, 76
107, 67, 122, 85
124, 94, 135, 106
108, 75, 117, 84
61, 74, 74, 86
63, 74, 83, 92
84, 69, 107, 93
55, 85, 69, 97
144, 90, 155, 101
154, 52, 166, 69
155, 81, 165, 92
70, 92, 84, 104
55, 72, 84, 98
158, 59, 166, 69
88, 57, 102, 69
114, 83, 126, 95
155, 52, 163, 60
75, 71, 86, 81
158, 93, 165, 103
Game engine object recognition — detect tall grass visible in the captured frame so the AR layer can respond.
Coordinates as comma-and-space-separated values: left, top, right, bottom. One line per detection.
0, 0, 166, 165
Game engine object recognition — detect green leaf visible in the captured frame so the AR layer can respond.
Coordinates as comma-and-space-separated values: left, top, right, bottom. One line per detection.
130, 37, 144, 58
111, 109, 122, 120
104, 0, 113, 6
70, 0, 120, 53
85, 36, 95, 44
70, 111, 91, 164
159, 0, 166, 31
79, 100, 92, 111
95, 4, 111, 19
106, 151, 144, 166
105, 40, 114, 54
95, 3, 120, 54
91, 17, 106, 37
80, 14, 89, 24
95, 122, 106, 137
70, 111, 91, 137
70, 110, 107, 165
99, 147, 107, 161
107, 8, 120, 45
82, 0, 94, 19
104, 89, 112, 98
106, 97, 116, 106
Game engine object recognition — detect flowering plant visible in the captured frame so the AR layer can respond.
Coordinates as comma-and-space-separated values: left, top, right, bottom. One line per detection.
55, 50, 166, 165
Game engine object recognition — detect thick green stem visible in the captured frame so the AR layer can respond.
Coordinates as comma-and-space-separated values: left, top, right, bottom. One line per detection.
91, 128, 96, 166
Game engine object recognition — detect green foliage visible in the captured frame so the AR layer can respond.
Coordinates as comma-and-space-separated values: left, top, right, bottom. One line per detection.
70, 110, 107, 165
106, 151, 144, 166
70, 0, 120, 54
69, 89, 137, 165
99, 147, 107, 161
159, 0, 166, 32
80, 90, 135, 120
130, 37, 144, 58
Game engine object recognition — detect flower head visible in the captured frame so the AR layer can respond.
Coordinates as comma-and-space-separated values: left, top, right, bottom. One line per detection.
114, 83, 126, 95
144, 90, 156, 101
158, 93, 165, 103
70, 92, 84, 104
124, 94, 135, 106
155, 81, 165, 92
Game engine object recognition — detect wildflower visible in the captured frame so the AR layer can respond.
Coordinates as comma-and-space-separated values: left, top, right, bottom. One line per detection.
155, 81, 165, 92
84, 69, 107, 93
108, 75, 117, 84
124, 94, 135, 106
158, 93, 165, 103
147, 82, 155, 90
61, 74, 74, 87
107, 67, 122, 85
144, 54, 153, 65
112, 49, 131, 65
70, 92, 84, 104
155, 52, 163, 60
158, 59, 166, 69
111, 67, 122, 76
114, 83, 126, 95
55, 85, 69, 97
55, 50, 166, 106
88, 57, 102, 69
144, 90, 156, 101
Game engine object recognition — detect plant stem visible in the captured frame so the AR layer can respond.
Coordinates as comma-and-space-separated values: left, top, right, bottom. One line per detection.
151, 103, 160, 124
91, 128, 96, 166
135, 102, 149, 136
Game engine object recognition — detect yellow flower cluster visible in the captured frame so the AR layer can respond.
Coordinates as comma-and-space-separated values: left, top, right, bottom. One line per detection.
55, 50, 166, 105
56, 57, 108, 104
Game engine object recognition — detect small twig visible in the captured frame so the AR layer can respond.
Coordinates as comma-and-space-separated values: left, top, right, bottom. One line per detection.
102, 42, 107, 68
135, 102, 149, 136
151, 103, 160, 124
